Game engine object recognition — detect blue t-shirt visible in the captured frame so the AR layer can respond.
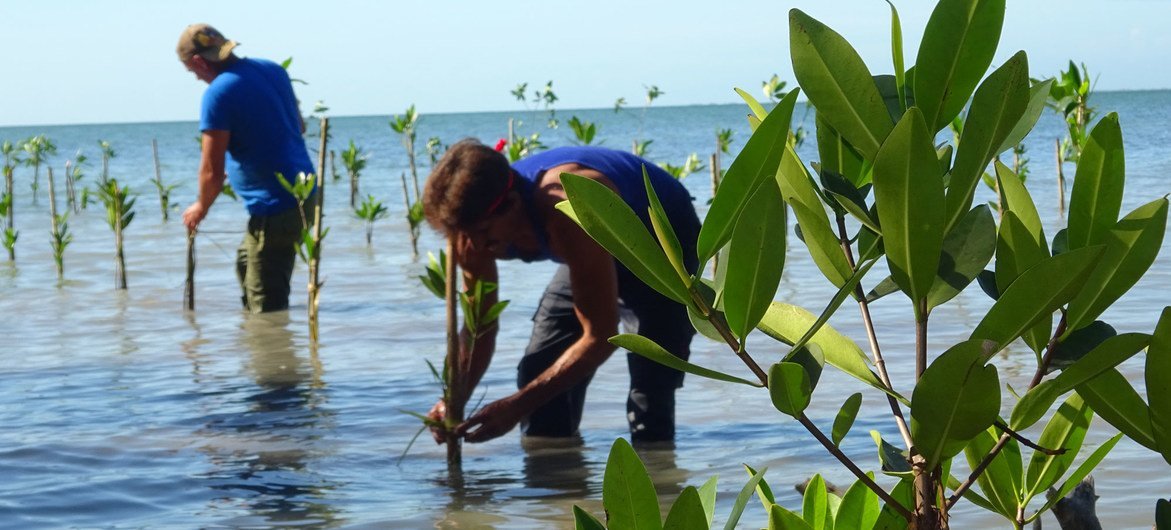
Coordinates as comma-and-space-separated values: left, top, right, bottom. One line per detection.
511, 146, 697, 263
200, 57, 314, 216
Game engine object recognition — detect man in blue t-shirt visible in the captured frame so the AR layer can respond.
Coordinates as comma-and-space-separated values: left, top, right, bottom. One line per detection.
177, 24, 315, 313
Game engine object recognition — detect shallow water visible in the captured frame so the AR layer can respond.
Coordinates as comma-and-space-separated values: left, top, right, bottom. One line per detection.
2, 93, 1170, 528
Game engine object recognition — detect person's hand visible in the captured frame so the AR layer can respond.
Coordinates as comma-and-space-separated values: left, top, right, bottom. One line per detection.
455, 395, 526, 443
427, 399, 451, 444
182, 201, 209, 232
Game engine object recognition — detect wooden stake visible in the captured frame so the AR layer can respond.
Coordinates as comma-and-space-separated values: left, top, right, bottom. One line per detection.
184, 231, 195, 311
1056, 138, 1066, 218
309, 117, 329, 343
444, 237, 462, 469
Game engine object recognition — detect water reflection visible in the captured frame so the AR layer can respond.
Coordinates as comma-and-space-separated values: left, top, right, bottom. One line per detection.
191, 312, 341, 528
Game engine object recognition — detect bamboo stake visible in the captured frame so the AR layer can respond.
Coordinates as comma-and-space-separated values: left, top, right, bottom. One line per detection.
184, 231, 195, 311
444, 237, 462, 469
309, 117, 329, 343
1055, 138, 1066, 218
47, 168, 62, 280
152, 139, 168, 221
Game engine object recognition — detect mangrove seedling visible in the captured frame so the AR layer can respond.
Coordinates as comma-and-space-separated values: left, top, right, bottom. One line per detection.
560, 2, 1170, 528
46, 167, 71, 280
425, 137, 445, 167
65, 151, 89, 213
613, 97, 626, 113
712, 128, 734, 196
567, 116, 598, 145
658, 152, 705, 180
400, 172, 423, 259
278, 117, 329, 342
631, 139, 652, 158
341, 140, 368, 209
1047, 61, 1096, 216
2, 140, 20, 261
21, 135, 56, 204
354, 194, 388, 247
97, 139, 115, 185
506, 133, 545, 163
97, 178, 136, 290
150, 139, 179, 221
634, 84, 663, 151
390, 105, 420, 202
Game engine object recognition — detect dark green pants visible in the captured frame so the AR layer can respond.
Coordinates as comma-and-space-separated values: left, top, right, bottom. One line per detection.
236, 204, 309, 313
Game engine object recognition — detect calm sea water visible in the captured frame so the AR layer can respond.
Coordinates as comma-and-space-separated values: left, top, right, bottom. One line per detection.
2, 93, 1170, 529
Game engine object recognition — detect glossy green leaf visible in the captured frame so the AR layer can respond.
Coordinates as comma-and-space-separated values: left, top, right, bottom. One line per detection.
789, 9, 893, 160
1036, 434, 1122, 515
1147, 307, 1171, 466
1054, 333, 1150, 393
603, 437, 662, 530
573, 505, 607, 530
836, 476, 880, 530
1068, 113, 1125, 252
1049, 321, 1117, 372
777, 146, 853, 288
727, 466, 768, 530
612, 334, 762, 387
724, 177, 787, 341
832, 393, 863, 446
872, 107, 946, 310
1066, 198, 1168, 333
1026, 394, 1091, 499
994, 210, 1053, 353
644, 166, 691, 286
911, 339, 1001, 467
698, 476, 718, 528
686, 280, 725, 343
1009, 379, 1062, 431
757, 302, 893, 400
790, 258, 878, 354
995, 160, 1046, 256
887, 0, 907, 111
735, 87, 769, 121
971, 245, 1104, 352
995, 79, 1054, 155
819, 170, 876, 229
945, 51, 1030, 230
927, 204, 996, 310
963, 427, 1021, 519
559, 174, 688, 304
871, 429, 912, 478
663, 486, 707, 530
787, 344, 826, 390
816, 113, 867, 187
697, 90, 799, 263
1077, 369, 1157, 450
769, 361, 812, 417
769, 503, 813, 530
914, 0, 1006, 132
802, 474, 828, 530
872, 479, 914, 530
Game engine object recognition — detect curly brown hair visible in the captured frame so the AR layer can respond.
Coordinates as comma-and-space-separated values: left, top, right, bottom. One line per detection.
422, 138, 513, 235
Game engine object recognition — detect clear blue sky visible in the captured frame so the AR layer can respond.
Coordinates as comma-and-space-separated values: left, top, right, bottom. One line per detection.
2, 0, 1168, 127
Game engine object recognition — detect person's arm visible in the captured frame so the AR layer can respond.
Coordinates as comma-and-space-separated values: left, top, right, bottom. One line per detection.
182, 130, 230, 231
456, 166, 621, 443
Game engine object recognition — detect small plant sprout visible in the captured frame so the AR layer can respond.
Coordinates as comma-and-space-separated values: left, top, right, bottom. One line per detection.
712, 128, 734, 195
65, 151, 88, 213
150, 139, 179, 221
2, 140, 20, 261
400, 172, 424, 259
658, 153, 705, 180
425, 137, 445, 167
506, 133, 545, 163
613, 97, 627, 113
567, 116, 598, 145
96, 178, 136, 290
535, 81, 559, 128
46, 167, 71, 281
97, 139, 115, 185
1047, 61, 1096, 216
762, 73, 789, 102
21, 135, 56, 204
390, 104, 420, 202
631, 139, 652, 158
635, 84, 663, 148
340, 140, 368, 209
354, 194, 388, 247
278, 117, 329, 343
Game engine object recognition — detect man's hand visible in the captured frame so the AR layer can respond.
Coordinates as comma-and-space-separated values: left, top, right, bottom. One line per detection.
182, 201, 209, 232
427, 399, 451, 444
455, 395, 526, 443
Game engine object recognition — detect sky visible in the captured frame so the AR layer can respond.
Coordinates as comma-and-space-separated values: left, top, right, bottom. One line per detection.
2, 0, 1169, 127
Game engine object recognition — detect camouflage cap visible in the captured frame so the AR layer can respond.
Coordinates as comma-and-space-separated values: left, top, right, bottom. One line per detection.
176, 23, 239, 62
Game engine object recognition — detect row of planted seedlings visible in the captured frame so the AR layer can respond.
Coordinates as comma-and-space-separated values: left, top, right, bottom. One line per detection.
554, 0, 1170, 528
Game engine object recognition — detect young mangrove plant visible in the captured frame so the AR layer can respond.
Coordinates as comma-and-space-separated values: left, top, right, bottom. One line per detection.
151, 139, 179, 221
425, 137, 445, 167
2, 140, 20, 261
97, 139, 115, 185
633, 84, 663, 153
560, 1, 1169, 528
354, 194, 388, 247
390, 105, 420, 202
340, 140, 368, 209
658, 152, 705, 180
277, 117, 329, 343
21, 135, 56, 204
97, 178, 136, 290
401, 172, 424, 259
64, 151, 88, 213
568, 116, 599, 145
1046, 61, 1096, 216
712, 128, 734, 199
46, 167, 71, 280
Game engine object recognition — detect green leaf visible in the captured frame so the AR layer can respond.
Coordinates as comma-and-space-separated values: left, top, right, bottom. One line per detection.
724, 178, 787, 341
802, 474, 828, 530
776, 145, 853, 288
971, 245, 1104, 351
995, 79, 1054, 155
1054, 333, 1150, 394
698, 476, 718, 528
887, 0, 907, 111
789, 9, 893, 160
996, 159, 1047, 255
819, 170, 878, 233
603, 438, 663, 530
1010, 379, 1062, 431
573, 506, 607, 530
663, 486, 708, 530
994, 210, 1053, 353
612, 334, 761, 387
963, 427, 1021, 519
911, 339, 1001, 467
816, 114, 868, 187
872, 479, 914, 530
559, 174, 688, 304
644, 166, 691, 286
832, 393, 863, 447
1026, 394, 1092, 499
871, 430, 912, 477
1066, 198, 1168, 333
1036, 434, 1122, 515
1147, 307, 1171, 466
944, 51, 1030, 229
927, 204, 996, 310
757, 302, 893, 400
769, 504, 813, 530
913, 0, 1006, 132
836, 476, 880, 530
1067, 113, 1125, 251
727, 466, 769, 530
872, 107, 946, 311
769, 361, 812, 417
735, 87, 769, 121
1077, 369, 1156, 450
1049, 321, 1117, 372
697, 89, 799, 264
